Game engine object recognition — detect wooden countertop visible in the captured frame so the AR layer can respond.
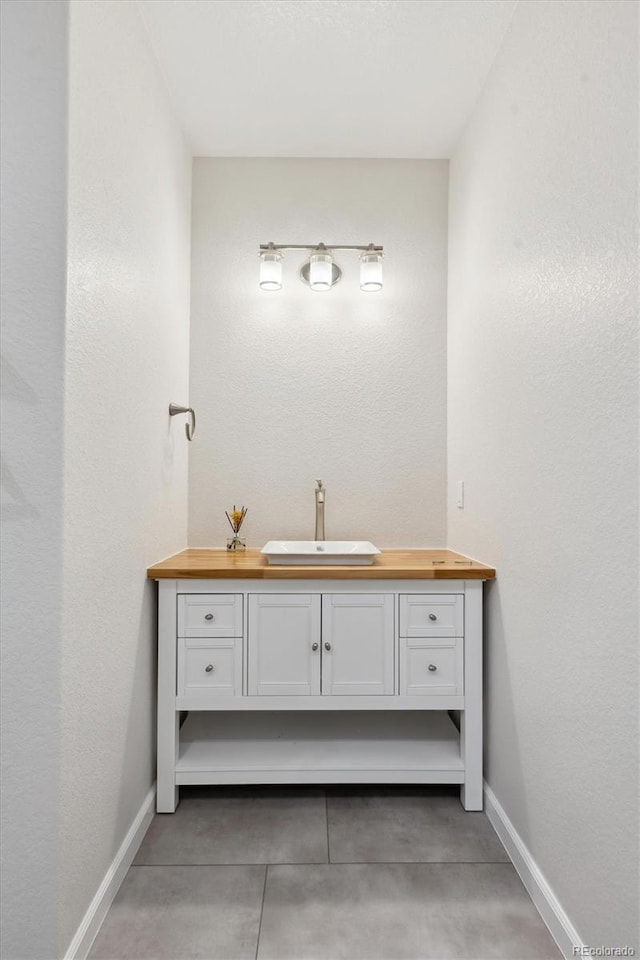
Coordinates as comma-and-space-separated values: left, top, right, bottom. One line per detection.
147, 548, 495, 580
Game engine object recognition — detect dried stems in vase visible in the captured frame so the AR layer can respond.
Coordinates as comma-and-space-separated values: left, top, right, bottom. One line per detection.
225, 505, 248, 550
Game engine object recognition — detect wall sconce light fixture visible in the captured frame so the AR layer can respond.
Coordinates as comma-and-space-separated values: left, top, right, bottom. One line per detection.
259, 242, 383, 293
258, 247, 283, 291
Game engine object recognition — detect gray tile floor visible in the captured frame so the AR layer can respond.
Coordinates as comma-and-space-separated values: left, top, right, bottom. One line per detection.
89, 785, 561, 960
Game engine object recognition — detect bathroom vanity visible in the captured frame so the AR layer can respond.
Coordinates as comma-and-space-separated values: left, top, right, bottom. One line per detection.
147, 549, 495, 813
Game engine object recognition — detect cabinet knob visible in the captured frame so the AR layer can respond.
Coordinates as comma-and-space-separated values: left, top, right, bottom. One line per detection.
324, 642, 331, 651
205, 664, 215, 673
428, 613, 437, 621
311, 642, 319, 651
204, 613, 215, 621
428, 663, 437, 672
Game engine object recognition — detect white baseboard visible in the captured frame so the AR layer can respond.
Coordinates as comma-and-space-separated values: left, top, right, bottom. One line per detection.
64, 784, 156, 960
484, 781, 585, 960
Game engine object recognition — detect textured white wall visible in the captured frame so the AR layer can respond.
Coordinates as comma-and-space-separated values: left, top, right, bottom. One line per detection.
448, 0, 638, 948
61, 0, 191, 952
0, 3, 68, 957
189, 159, 448, 548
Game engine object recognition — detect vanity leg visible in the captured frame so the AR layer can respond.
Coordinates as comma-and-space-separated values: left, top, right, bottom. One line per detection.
157, 580, 179, 813
461, 580, 483, 811
157, 714, 179, 813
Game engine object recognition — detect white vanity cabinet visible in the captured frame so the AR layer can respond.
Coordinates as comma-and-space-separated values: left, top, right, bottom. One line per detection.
152, 561, 491, 816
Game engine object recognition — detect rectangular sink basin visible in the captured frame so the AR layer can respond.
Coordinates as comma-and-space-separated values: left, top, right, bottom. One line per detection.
261, 540, 381, 565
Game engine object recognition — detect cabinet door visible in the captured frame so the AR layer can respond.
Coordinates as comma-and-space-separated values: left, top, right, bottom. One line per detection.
321, 594, 395, 696
248, 594, 321, 696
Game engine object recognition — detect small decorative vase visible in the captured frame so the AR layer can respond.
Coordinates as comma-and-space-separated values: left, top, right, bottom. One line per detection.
226, 536, 246, 552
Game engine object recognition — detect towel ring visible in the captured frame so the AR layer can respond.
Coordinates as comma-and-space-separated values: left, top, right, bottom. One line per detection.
169, 403, 196, 441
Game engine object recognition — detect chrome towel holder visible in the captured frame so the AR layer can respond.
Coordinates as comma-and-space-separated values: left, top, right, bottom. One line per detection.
169, 403, 196, 441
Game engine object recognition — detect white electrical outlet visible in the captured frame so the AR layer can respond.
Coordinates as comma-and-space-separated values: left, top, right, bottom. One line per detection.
456, 481, 465, 509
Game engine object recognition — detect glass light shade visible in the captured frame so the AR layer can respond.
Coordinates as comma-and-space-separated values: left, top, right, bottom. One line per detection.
360, 253, 383, 292
309, 252, 333, 292
259, 251, 283, 290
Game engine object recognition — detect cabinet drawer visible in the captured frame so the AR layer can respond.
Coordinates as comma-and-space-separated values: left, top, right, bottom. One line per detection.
178, 594, 243, 637
399, 594, 463, 638
177, 638, 241, 698
400, 639, 463, 697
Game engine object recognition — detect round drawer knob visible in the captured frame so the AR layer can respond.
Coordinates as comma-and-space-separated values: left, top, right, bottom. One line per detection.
205, 664, 215, 673
204, 613, 215, 621
324, 642, 331, 651
428, 613, 437, 621
428, 664, 437, 672
311, 642, 319, 651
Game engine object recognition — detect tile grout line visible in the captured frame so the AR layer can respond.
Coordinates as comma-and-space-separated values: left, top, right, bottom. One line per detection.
254, 864, 268, 960
132, 859, 512, 867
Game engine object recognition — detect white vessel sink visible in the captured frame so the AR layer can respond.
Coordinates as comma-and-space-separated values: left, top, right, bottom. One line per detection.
261, 540, 381, 565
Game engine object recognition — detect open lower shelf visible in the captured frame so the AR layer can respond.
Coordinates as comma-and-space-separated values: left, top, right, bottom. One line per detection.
176, 710, 464, 785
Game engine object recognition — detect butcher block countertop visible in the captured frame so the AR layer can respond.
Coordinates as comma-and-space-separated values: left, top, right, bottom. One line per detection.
147, 548, 495, 580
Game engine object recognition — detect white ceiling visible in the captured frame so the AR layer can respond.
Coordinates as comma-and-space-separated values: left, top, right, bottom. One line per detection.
138, 0, 516, 158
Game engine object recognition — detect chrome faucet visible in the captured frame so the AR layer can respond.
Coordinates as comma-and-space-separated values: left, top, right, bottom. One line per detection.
314, 480, 326, 541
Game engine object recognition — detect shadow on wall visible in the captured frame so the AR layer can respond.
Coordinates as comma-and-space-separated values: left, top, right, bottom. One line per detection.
1, 354, 40, 521
111, 579, 158, 853
483, 579, 528, 825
